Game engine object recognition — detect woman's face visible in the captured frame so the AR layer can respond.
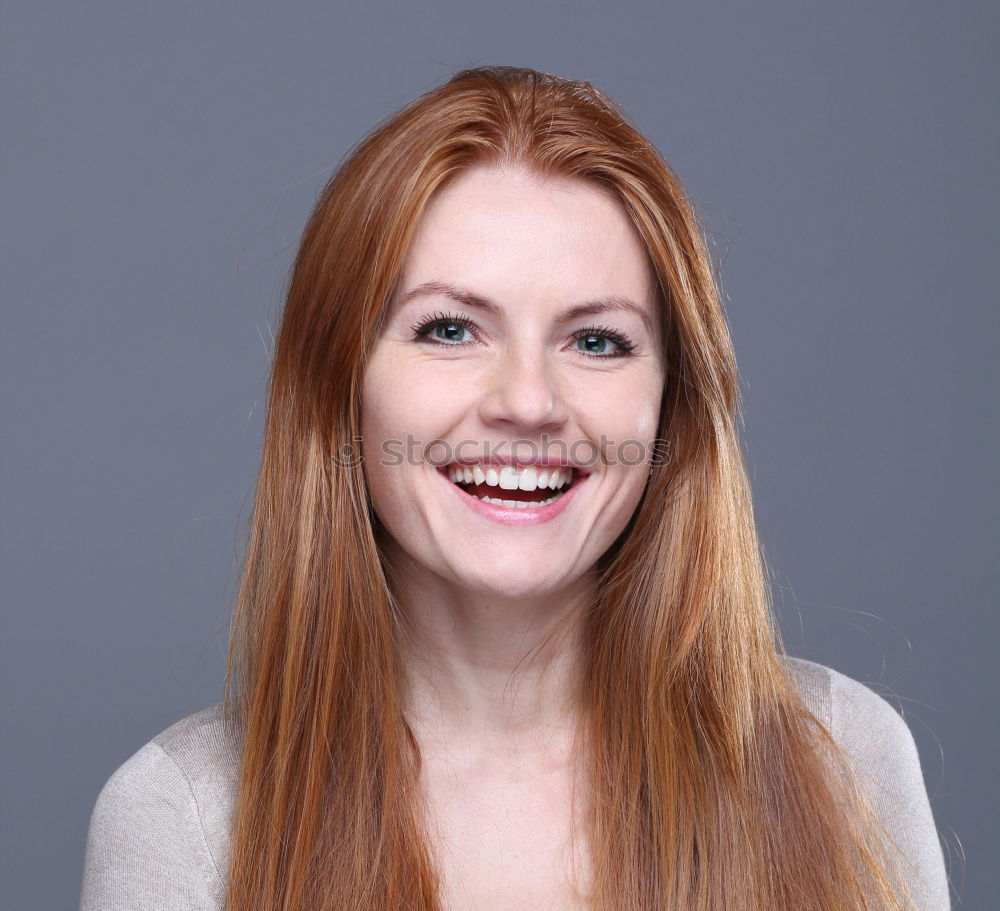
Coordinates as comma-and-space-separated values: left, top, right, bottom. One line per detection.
361, 165, 664, 599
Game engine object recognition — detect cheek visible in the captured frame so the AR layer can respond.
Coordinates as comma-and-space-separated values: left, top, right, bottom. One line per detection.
359, 347, 467, 514
577, 369, 664, 467
359, 367, 416, 539
361, 348, 458, 441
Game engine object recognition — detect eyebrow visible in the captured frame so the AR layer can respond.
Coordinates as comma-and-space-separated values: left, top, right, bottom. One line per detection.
396, 280, 655, 335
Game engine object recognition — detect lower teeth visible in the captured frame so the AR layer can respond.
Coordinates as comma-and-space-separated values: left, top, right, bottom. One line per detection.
474, 489, 566, 509
449, 475, 573, 509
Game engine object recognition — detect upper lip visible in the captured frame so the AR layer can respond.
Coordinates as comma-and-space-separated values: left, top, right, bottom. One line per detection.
439, 454, 591, 475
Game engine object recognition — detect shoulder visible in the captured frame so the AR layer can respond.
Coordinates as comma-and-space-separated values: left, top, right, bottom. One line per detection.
80, 704, 241, 911
781, 656, 951, 910
782, 655, 914, 748
781, 656, 927, 819
150, 702, 243, 861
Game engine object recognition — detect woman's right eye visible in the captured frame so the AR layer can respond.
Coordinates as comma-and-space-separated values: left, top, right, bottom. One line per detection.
410, 311, 478, 346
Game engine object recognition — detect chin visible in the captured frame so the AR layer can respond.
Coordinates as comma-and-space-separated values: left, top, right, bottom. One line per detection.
449, 561, 580, 601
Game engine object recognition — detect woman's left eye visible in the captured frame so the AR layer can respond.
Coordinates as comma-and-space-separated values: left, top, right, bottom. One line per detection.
571, 326, 637, 359
409, 312, 637, 359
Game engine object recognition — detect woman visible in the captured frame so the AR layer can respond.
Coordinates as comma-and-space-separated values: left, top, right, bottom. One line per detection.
80, 66, 949, 910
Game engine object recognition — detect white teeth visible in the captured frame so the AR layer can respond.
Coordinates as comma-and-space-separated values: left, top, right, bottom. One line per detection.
517, 466, 537, 491
446, 462, 575, 492
498, 466, 519, 490
480, 492, 564, 508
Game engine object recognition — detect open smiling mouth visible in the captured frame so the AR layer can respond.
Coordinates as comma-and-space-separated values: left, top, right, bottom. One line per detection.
440, 463, 584, 509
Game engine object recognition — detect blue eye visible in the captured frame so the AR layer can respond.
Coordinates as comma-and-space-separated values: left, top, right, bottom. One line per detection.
410, 311, 478, 345
410, 311, 637, 359
572, 326, 637, 358
431, 322, 467, 342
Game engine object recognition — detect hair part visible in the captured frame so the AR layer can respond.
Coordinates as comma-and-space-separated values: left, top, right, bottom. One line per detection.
224, 65, 911, 910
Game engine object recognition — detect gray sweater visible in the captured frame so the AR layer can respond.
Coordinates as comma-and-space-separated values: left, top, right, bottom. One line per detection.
78, 658, 951, 909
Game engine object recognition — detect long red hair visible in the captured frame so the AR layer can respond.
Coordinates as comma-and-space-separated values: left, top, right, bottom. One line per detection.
224, 65, 910, 909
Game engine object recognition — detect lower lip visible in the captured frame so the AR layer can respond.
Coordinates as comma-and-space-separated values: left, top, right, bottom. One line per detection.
437, 468, 588, 526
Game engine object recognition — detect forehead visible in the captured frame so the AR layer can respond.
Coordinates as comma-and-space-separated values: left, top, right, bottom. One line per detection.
397, 166, 658, 310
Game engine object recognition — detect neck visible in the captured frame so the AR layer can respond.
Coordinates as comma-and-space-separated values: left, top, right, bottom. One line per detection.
385, 546, 595, 756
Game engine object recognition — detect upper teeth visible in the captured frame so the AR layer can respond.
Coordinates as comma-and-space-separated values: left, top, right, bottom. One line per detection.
446, 463, 573, 491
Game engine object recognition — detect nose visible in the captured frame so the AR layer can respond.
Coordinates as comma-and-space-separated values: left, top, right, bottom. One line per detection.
477, 346, 570, 433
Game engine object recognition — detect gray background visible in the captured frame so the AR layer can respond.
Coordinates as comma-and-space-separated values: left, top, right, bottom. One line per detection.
1, 2, 995, 908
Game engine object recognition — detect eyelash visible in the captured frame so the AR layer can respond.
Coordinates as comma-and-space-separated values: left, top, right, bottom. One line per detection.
408, 310, 638, 359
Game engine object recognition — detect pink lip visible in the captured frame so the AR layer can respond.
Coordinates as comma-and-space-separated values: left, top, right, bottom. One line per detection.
436, 466, 588, 525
